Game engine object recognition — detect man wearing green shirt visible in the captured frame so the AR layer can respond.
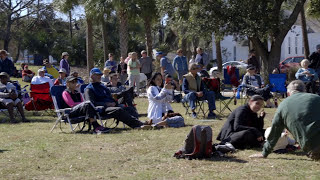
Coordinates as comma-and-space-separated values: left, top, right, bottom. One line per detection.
250, 80, 320, 160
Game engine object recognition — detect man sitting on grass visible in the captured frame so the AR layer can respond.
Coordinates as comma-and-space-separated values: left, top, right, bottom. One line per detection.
84, 68, 149, 129
217, 95, 265, 149
0, 72, 28, 123
250, 80, 320, 161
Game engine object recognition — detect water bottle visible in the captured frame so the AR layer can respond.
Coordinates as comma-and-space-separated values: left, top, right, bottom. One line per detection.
274, 98, 278, 108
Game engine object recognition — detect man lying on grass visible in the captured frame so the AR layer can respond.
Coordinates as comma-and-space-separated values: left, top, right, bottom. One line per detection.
250, 80, 320, 161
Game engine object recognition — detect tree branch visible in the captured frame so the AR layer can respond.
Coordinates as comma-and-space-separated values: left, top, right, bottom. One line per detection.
12, 0, 36, 15
277, 0, 306, 41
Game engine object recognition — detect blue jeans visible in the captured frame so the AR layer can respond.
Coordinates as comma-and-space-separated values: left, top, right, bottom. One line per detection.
184, 91, 216, 112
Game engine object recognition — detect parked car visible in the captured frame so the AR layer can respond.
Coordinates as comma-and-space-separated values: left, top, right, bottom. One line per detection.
209, 61, 248, 75
279, 56, 304, 73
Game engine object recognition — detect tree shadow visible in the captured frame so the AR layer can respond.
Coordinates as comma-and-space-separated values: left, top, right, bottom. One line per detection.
269, 157, 311, 161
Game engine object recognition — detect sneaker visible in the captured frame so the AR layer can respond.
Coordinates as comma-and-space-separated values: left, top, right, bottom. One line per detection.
191, 112, 197, 119
94, 126, 110, 134
207, 112, 216, 119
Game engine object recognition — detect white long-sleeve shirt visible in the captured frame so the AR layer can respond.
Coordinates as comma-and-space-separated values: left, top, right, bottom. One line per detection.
147, 86, 173, 124
31, 76, 53, 87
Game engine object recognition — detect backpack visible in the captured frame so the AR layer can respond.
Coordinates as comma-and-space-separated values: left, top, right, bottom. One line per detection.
174, 125, 213, 160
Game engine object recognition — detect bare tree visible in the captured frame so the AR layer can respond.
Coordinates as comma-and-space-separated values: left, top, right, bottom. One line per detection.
0, 0, 40, 50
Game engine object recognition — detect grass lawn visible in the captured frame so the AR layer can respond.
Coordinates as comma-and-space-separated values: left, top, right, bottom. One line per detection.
0, 67, 319, 179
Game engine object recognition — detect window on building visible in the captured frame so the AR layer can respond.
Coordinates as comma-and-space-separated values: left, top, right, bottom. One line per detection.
288, 37, 291, 54
295, 37, 298, 54
234, 46, 236, 61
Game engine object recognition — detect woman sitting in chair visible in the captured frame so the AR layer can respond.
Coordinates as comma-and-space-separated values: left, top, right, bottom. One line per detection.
62, 76, 109, 133
295, 59, 318, 93
242, 65, 274, 108
147, 72, 174, 124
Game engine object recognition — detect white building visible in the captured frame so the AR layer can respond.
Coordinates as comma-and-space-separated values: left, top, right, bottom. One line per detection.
212, 22, 320, 63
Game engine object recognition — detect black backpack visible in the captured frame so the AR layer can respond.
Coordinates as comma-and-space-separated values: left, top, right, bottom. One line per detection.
174, 125, 213, 160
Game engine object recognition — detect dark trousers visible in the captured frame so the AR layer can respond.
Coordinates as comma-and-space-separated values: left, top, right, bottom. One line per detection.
145, 72, 152, 80
68, 102, 96, 123
228, 129, 263, 149
305, 81, 316, 94
101, 106, 143, 128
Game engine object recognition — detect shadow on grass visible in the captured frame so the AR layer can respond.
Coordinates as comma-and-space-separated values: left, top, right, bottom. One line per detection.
138, 113, 148, 117
206, 156, 248, 163
0, 149, 10, 153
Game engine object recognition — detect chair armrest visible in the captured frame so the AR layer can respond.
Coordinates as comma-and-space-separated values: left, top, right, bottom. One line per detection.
94, 106, 105, 113
55, 108, 72, 114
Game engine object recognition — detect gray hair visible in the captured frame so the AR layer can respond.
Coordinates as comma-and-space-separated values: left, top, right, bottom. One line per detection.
189, 63, 199, 71
287, 80, 305, 95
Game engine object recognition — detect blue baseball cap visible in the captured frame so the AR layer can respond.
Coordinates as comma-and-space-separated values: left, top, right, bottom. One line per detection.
90, 68, 103, 76
156, 51, 163, 56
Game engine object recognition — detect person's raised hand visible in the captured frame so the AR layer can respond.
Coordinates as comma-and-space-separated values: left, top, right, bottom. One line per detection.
260, 110, 266, 118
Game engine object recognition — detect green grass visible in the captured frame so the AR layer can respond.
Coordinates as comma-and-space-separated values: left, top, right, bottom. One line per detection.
0, 71, 319, 179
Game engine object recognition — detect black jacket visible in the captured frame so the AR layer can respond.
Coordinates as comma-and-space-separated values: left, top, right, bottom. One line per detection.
308, 52, 320, 69
217, 104, 264, 141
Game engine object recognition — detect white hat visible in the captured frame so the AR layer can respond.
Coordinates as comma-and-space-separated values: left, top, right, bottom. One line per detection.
62, 52, 69, 57
59, 68, 67, 73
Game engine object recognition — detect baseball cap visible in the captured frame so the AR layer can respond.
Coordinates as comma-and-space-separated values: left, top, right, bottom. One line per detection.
156, 51, 163, 56
90, 68, 103, 76
66, 76, 78, 82
0, 72, 9, 78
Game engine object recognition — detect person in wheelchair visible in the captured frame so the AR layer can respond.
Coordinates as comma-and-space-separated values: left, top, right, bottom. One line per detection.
105, 73, 135, 107
182, 63, 216, 119
295, 59, 318, 93
0, 72, 28, 123
242, 65, 274, 108
85, 68, 150, 129
62, 76, 109, 133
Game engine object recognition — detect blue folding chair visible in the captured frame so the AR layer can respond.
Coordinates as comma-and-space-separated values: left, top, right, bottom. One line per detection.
269, 73, 287, 106
50, 86, 94, 133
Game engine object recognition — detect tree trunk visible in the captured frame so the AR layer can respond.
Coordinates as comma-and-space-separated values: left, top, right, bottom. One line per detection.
144, 16, 153, 59
181, 38, 188, 56
86, 17, 94, 74
101, 18, 108, 61
192, 37, 199, 58
118, 9, 128, 58
4, 17, 12, 51
301, 8, 310, 58
69, 10, 73, 40
215, 39, 223, 72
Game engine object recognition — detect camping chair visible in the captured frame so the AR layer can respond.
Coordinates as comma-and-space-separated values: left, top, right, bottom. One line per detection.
79, 84, 122, 129
202, 77, 234, 116
0, 81, 28, 121
50, 85, 102, 133
269, 73, 287, 106
182, 96, 208, 118
25, 82, 54, 114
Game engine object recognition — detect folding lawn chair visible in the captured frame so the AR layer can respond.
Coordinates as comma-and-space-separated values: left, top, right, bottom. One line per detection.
79, 84, 121, 129
0, 81, 28, 121
25, 82, 54, 114
269, 73, 287, 106
50, 85, 101, 133
182, 97, 208, 118
202, 77, 234, 116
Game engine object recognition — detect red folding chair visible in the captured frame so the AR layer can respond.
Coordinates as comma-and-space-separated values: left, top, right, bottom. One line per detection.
25, 83, 54, 112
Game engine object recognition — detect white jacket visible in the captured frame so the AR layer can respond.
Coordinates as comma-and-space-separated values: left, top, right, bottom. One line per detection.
147, 86, 173, 123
